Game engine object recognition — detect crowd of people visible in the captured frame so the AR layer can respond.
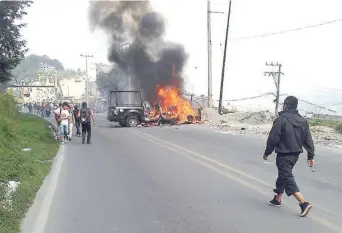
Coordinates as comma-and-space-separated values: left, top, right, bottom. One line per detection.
53, 101, 96, 144
24, 102, 53, 118
24, 101, 96, 144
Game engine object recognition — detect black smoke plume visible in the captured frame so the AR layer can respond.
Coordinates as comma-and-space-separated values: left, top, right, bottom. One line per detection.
88, 0, 187, 102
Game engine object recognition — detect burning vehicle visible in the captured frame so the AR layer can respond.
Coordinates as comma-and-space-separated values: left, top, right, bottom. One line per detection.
89, 1, 200, 127
107, 87, 201, 127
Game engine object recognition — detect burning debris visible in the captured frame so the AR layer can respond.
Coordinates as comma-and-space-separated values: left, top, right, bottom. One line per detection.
89, 0, 200, 125
142, 87, 201, 127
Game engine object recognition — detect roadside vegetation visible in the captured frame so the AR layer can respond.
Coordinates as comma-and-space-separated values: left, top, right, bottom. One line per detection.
308, 118, 342, 133
0, 93, 59, 233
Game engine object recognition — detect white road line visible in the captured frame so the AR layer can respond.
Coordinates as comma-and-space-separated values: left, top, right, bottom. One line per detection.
33, 146, 65, 233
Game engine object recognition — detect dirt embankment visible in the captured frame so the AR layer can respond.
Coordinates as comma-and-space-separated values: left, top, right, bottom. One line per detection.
203, 110, 342, 149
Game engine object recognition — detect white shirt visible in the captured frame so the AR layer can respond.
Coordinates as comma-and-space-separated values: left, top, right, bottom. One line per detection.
54, 107, 62, 115
60, 109, 70, 125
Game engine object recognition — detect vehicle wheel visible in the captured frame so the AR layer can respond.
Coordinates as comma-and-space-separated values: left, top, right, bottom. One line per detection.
126, 116, 139, 127
119, 121, 126, 127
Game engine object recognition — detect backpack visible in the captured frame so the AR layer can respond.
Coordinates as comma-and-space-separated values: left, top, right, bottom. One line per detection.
73, 109, 80, 120
80, 108, 91, 123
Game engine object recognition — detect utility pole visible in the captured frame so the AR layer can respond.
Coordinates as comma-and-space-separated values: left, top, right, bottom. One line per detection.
207, 0, 224, 108
120, 43, 131, 91
91, 62, 99, 112
119, 42, 133, 104
264, 62, 284, 116
218, 0, 232, 115
80, 54, 93, 106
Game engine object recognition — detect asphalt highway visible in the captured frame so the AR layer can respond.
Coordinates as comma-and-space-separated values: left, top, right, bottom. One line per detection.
29, 115, 342, 233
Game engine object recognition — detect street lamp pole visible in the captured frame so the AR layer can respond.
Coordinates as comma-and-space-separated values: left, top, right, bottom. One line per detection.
80, 54, 93, 106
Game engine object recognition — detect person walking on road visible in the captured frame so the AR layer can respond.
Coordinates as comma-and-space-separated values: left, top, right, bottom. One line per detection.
73, 104, 81, 137
67, 103, 74, 141
28, 103, 32, 113
59, 102, 70, 143
54, 103, 63, 142
77, 102, 95, 144
263, 96, 315, 217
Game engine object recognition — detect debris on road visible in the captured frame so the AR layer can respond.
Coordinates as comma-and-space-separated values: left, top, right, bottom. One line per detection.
206, 110, 342, 148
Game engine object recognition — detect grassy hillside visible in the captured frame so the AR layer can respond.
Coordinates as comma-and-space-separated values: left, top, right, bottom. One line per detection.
0, 93, 59, 233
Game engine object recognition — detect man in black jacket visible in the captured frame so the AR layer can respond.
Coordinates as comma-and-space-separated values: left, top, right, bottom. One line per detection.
77, 102, 96, 144
263, 96, 315, 217
73, 105, 81, 137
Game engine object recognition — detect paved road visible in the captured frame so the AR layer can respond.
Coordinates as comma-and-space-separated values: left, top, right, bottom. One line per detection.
36, 115, 342, 233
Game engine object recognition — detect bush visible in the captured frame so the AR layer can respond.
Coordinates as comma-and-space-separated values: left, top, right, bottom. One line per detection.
309, 118, 340, 129
0, 93, 59, 233
335, 123, 342, 133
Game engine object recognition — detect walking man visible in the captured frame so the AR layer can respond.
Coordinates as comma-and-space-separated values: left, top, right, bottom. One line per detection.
77, 102, 95, 144
263, 96, 315, 217
59, 102, 70, 143
73, 104, 81, 137
67, 103, 73, 141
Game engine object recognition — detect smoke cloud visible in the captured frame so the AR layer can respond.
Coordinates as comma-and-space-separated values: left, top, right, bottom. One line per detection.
88, 0, 188, 102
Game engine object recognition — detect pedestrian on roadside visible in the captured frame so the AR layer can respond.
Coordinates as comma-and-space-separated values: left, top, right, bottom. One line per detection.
77, 102, 95, 144
73, 104, 81, 137
45, 103, 51, 118
67, 103, 74, 141
54, 103, 63, 142
28, 103, 32, 113
40, 102, 45, 118
263, 96, 315, 217
59, 102, 70, 143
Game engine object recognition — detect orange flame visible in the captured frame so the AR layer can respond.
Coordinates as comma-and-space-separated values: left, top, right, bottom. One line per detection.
153, 86, 198, 123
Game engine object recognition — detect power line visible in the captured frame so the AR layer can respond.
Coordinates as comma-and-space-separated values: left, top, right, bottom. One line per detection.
212, 92, 337, 113
231, 17, 342, 41
221, 92, 273, 102
279, 94, 336, 113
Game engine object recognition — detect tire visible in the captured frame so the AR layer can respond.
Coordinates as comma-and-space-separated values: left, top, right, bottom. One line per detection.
119, 121, 126, 127
126, 116, 139, 127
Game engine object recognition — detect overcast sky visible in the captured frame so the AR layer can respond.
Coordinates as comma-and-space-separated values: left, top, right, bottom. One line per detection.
21, 0, 342, 111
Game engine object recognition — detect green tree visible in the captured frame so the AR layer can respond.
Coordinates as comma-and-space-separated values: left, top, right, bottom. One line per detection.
12, 54, 66, 80
0, 1, 33, 83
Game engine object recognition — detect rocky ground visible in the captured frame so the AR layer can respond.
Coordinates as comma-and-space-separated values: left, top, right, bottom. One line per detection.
201, 108, 342, 149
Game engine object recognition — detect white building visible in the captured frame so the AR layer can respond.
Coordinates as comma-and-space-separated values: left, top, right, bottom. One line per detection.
59, 76, 86, 98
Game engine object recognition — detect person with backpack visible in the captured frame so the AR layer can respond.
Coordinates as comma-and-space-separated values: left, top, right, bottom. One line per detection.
73, 104, 81, 137
77, 102, 95, 144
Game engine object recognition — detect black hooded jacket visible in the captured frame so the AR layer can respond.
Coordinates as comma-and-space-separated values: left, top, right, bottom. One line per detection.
264, 109, 315, 159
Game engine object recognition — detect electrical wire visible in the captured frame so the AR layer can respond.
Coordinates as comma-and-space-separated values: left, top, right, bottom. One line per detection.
221, 92, 273, 102
231, 17, 342, 41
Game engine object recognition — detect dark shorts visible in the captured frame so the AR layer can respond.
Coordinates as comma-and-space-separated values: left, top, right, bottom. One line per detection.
274, 154, 300, 196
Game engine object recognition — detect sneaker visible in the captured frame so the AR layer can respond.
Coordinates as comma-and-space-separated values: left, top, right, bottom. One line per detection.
82, 141, 85, 144
299, 202, 312, 217
268, 196, 282, 207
